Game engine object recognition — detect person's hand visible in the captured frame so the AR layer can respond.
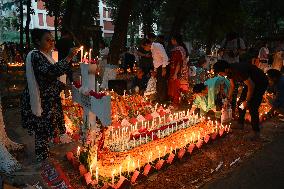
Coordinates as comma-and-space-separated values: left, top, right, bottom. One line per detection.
66, 47, 80, 61
162, 68, 166, 77
172, 74, 177, 80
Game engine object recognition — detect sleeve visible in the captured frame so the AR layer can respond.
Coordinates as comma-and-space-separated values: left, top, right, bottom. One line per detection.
31, 52, 71, 80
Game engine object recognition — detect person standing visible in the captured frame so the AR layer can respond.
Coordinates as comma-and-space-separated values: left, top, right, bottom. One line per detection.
168, 34, 189, 107
21, 29, 79, 162
143, 33, 169, 104
55, 29, 75, 83
213, 60, 268, 140
219, 32, 246, 64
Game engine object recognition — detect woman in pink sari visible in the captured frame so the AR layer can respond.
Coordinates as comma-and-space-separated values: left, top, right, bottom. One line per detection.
168, 34, 189, 107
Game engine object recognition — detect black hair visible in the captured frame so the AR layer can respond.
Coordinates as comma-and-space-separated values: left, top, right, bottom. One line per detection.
171, 34, 189, 57
31, 28, 51, 47
198, 55, 207, 67
142, 39, 152, 46
267, 69, 282, 81
193, 83, 207, 93
213, 60, 230, 74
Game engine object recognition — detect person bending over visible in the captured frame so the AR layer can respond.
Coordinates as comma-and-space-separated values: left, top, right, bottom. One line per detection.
213, 60, 268, 140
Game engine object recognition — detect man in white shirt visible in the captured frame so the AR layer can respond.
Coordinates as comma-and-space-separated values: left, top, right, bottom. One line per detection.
142, 34, 169, 103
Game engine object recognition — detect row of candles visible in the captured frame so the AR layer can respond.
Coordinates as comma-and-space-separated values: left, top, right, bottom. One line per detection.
108, 112, 200, 152
76, 120, 231, 184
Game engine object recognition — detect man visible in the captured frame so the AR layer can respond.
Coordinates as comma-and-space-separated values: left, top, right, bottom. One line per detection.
213, 60, 268, 140
219, 32, 246, 64
266, 69, 284, 115
56, 29, 74, 82
143, 34, 169, 104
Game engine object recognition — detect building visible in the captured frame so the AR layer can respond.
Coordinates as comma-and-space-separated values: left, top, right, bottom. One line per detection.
23, 0, 114, 37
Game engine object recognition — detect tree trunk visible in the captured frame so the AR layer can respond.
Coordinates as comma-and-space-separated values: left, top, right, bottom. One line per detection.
108, 0, 134, 65
25, 0, 31, 50
19, 0, 24, 57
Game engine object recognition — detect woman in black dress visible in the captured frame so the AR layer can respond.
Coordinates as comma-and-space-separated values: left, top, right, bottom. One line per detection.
21, 29, 79, 162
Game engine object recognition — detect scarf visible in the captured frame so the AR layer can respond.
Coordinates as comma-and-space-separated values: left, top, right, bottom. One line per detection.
26, 50, 56, 117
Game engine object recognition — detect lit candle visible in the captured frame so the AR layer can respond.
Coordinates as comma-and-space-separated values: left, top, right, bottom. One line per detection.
151, 132, 154, 140
119, 165, 122, 177
89, 49, 92, 63
77, 146, 80, 157
96, 166, 99, 182
138, 159, 140, 171
80, 46, 83, 62
84, 52, 88, 62
112, 169, 116, 186
123, 90, 126, 97
139, 135, 142, 145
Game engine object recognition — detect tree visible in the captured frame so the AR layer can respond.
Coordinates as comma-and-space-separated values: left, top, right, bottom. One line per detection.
42, 0, 65, 41
25, 0, 32, 49
108, 0, 134, 65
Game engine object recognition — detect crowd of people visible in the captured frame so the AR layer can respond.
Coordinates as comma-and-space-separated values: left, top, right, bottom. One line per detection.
17, 27, 284, 165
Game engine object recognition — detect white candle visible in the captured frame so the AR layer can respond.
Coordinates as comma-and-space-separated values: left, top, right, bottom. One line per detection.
138, 159, 140, 171
112, 169, 116, 186
77, 146, 80, 157
89, 49, 92, 63
96, 166, 99, 182
119, 165, 122, 177
151, 132, 154, 140
139, 135, 142, 145
80, 46, 83, 62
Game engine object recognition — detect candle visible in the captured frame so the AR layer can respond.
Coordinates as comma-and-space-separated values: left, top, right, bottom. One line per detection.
89, 49, 92, 63
119, 165, 122, 177
182, 121, 185, 129
112, 169, 116, 186
80, 46, 83, 62
84, 52, 88, 62
138, 159, 140, 171
133, 138, 136, 147
139, 135, 142, 145
151, 132, 154, 140
77, 146, 80, 157
164, 146, 167, 156
127, 159, 130, 175
96, 166, 99, 182
123, 90, 126, 97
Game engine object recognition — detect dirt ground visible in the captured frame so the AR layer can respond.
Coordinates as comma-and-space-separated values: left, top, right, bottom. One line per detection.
1, 67, 284, 189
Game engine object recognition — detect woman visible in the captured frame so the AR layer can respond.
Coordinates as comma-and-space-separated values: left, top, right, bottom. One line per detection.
213, 60, 268, 140
168, 34, 189, 106
21, 29, 79, 162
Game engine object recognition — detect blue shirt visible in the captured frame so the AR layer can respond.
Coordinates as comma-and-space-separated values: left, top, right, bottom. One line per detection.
272, 76, 284, 109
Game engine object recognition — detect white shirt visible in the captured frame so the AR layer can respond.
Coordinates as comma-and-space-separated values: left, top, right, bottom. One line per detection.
151, 42, 169, 69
